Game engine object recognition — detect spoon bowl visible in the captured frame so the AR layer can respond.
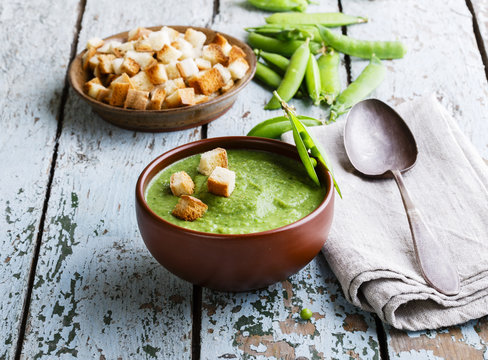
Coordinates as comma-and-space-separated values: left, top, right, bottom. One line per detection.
344, 99, 418, 177
344, 99, 460, 296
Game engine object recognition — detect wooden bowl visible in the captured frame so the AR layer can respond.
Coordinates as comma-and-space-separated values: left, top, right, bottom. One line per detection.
68, 26, 256, 132
135, 137, 335, 292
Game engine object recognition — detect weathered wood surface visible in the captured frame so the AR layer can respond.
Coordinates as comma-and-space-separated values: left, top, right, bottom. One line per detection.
0, 1, 81, 358
203, 2, 379, 359
341, 0, 488, 359
18, 0, 212, 358
471, 0, 488, 67
3, 0, 488, 358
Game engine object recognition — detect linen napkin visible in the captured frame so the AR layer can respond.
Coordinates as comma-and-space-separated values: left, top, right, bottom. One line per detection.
282, 95, 488, 331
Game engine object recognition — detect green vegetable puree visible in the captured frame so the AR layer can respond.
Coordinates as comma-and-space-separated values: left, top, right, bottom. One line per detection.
145, 150, 326, 234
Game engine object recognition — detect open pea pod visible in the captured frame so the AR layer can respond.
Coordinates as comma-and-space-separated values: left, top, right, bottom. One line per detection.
289, 112, 321, 187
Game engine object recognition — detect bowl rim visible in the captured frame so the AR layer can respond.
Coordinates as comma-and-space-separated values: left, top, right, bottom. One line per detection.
68, 25, 256, 114
136, 136, 334, 239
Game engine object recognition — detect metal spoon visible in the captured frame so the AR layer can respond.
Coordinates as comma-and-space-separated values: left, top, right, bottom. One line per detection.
343, 99, 460, 296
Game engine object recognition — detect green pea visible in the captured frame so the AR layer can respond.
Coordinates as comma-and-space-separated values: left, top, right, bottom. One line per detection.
305, 53, 322, 106
255, 62, 282, 89
247, 115, 323, 139
317, 48, 341, 105
317, 25, 406, 59
248, 33, 321, 57
266, 12, 368, 27
300, 308, 313, 320
255, 49, 290, 73
330, 55, 385, 122
265, 40, 310, 110
247, 0, 309, 12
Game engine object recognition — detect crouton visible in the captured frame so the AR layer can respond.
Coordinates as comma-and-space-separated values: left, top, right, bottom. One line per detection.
82, 47, 97, 70
194, 94, 209, 104
147, 30, 170, 51
171, 195, 208, 221
213, 63, 232, 84
128, 27, 152, 41
97, 42, 113, 54
156, 44, 182, 64
221, 80, 234, 93
228, 45, 246, 63
93, 64, 102, 79
195, 58, 212, 70
197, 147, 228, 175
145, 63, 168, 84
113, 41, 135, 57
160, 26, 180, 43
165, 62, 181, 80
188, 68, 224, 95
110, 73, 134, 88
147, 87, 166, 110
164, 88, 195, 108
112, 58, 124, 75
124, 89, 149, 110
121, 57, 140, 76
213, 33, 232, 56
176, 58, 199, 78
98, 54, 116, 74
170, 171, 195, 196
109, 82, 130, 107
125, 51, 155, 70
163, 78, 186, 96
202, 44, 228, 65
130, 71, 154, 92
207, 167, 236, 197
228, 57, 249, 80
103, 73, 118, 88
184, 28, 206, 49
134, 39, 153, 52
87, 55, 100, 70
85, 80, 110, 101
84, 77, 101, 91
171, 38, 194, 59
86, 37, 104, 49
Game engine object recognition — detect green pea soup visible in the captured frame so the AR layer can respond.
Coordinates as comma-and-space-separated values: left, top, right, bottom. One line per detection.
145, 149, 327, 234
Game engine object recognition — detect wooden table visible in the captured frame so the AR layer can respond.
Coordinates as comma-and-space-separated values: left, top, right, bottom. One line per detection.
2, 0, 488, 359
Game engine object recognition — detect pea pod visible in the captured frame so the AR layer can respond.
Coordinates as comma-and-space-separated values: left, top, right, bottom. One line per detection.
246, 24, 321, 41
247, 0, 309, 12
254, 49, 290, 73
317, 48, 341, 105
265, 39, 310, 109
266, 12, 368, 26
330, 55, 386, 122
248, 33, 321, 57
247, 115, 323, 138
255, 62, 282, 89
316, 25, 406, 59
273, 91, 341, 195
305, 53, 321, 106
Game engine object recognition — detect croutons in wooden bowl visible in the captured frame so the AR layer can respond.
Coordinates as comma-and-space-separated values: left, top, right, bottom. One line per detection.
135, 137, 335, 292
68, 26, 256, 132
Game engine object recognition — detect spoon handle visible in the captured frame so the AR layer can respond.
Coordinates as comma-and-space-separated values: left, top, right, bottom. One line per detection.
391, 169, 460, 296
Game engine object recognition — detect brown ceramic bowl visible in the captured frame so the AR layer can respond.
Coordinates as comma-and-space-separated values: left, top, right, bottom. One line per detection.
135, 137, 335, 291
68, 26, 256, 132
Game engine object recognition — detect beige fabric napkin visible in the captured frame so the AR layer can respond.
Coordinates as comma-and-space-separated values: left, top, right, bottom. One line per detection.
282, 95, 488, 331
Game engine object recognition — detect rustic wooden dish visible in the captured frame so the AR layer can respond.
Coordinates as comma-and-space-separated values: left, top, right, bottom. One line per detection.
68, 26, 256, 132
135, 137, 335, 292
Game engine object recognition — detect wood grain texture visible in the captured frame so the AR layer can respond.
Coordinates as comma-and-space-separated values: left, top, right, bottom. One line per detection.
19, 0, 212, 358
201, 256, 379, 360
0, 1, 81, 358
340, 0, 488, 358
